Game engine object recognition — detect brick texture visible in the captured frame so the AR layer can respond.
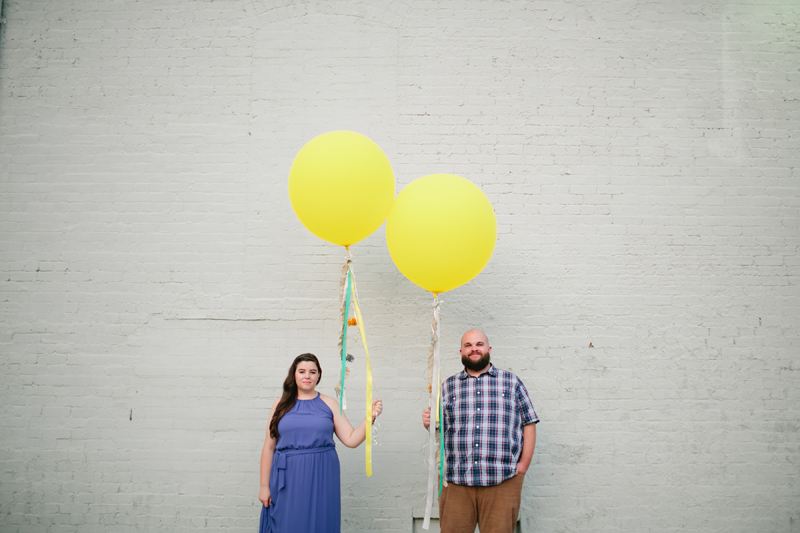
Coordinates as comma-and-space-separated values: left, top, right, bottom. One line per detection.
1, 0, 798, 531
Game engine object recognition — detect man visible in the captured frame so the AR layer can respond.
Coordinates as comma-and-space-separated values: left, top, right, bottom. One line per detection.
422, 329, 538, 533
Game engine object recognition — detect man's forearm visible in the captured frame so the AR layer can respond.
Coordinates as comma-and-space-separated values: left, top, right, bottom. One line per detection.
516, 423, 536, 473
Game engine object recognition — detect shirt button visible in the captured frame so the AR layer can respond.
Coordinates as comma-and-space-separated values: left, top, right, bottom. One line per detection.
475, 443, 479, 447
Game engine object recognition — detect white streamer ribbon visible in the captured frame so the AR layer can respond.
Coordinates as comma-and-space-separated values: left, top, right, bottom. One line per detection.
422, 295, 442, 530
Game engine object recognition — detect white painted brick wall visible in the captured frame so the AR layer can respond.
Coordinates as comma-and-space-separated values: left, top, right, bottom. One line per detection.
1, 0, 798, 531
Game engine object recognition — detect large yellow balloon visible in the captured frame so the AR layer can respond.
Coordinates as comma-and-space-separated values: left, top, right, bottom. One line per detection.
288, 131, 395, 247
386, 174, 497, 294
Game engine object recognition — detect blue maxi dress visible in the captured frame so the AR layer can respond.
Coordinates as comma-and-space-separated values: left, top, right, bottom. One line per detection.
260, 394, 340, 533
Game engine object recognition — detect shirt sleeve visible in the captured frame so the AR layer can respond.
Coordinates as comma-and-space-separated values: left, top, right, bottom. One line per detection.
515, 378, 539, 425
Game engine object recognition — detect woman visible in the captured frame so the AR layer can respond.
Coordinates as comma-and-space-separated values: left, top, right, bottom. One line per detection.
259, 353, 382, 533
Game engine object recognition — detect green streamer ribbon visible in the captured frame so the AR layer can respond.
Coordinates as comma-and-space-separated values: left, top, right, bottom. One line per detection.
340, 269, 352, 416
439, 386, 444, 496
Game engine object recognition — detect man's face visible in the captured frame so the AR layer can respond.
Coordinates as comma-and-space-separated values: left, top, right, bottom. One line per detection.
460, 330, 491, 372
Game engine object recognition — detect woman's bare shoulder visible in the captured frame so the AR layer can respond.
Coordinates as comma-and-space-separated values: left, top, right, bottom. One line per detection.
318, 393, 340, 412
268, 397, 280, 414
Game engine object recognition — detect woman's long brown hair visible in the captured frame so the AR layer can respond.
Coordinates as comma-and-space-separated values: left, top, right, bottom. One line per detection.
269, 353, 322, 440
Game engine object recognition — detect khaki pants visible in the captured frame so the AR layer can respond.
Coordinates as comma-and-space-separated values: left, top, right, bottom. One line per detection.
438, 473, 524, 533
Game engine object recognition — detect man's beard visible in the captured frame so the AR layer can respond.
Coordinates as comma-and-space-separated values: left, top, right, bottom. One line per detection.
461, 351, 491, 372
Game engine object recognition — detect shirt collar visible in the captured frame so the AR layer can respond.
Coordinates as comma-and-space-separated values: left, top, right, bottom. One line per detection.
458, 363, 496, 380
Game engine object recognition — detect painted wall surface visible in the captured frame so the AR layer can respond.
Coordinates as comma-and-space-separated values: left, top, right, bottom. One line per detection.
1, 1, 798, 531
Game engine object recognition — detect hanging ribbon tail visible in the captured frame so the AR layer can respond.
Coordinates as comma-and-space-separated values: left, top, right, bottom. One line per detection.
422, 295, 441, 530
439, 378, 445, 496
335, 261, 347, 400
348, 268, 374, 477
340, 268, 353, 415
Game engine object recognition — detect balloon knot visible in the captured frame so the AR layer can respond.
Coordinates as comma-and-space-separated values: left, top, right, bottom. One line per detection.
348, 317, 358, 326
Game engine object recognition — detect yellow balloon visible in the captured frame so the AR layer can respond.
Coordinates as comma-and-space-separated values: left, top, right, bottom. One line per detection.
288, 131, 395, 247
386, 174, 497, 294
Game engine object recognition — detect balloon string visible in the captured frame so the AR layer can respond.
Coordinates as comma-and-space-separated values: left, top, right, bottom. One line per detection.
348, 264, 374, 477
434, 296, 444, 495
422, 294, 441, 530
340, 263, 352, 415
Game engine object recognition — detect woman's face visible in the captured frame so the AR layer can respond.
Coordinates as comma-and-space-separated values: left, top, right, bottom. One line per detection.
294, 361, 320, 395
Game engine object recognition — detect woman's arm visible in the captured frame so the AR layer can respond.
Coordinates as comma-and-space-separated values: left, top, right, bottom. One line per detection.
320, 394, 383, 448
259, 399, 279, 506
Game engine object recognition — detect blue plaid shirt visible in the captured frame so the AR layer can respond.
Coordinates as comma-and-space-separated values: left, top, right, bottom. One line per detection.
441, 364, 538, 486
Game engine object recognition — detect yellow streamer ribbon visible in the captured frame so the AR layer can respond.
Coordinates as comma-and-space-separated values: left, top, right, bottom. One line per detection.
348, 267, 374, 477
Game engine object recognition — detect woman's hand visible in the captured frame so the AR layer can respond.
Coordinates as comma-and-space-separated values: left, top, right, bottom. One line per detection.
259, 486, 272, 507
371, 399, 383, 421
